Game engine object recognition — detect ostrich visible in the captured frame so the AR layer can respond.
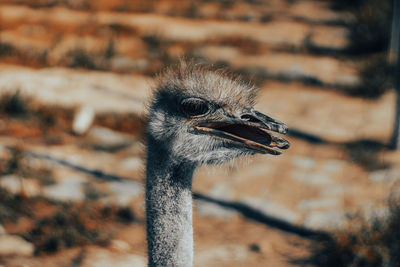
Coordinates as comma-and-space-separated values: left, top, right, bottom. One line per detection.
146, 62, 290, 267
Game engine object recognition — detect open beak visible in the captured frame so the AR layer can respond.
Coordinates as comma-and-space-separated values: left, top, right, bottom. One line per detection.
194, 109, 290, 155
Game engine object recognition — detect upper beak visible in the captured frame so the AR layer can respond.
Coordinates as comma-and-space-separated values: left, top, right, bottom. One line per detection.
194, 109, 290, 155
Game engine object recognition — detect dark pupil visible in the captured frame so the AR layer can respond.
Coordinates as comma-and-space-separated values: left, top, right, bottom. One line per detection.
182, 99, 209, 116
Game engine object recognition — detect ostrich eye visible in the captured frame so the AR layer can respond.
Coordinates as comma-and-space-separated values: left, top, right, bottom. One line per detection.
181, 98, 210, 117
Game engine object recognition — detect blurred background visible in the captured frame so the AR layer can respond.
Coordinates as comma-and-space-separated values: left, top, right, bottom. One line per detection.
0, 0, 399, 266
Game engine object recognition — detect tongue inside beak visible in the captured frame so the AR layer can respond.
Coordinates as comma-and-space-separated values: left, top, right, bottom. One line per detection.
210, 123, 272, 147
195, 121, 290, 155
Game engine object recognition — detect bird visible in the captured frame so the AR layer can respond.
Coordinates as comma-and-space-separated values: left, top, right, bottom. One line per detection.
145, 62, 290, 267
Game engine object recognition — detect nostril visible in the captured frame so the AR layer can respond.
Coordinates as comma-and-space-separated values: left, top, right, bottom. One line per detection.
241, 114, 261, 123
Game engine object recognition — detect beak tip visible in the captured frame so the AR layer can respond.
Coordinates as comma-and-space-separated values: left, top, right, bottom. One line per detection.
281, 142, 290, 149
281, 125, 289, 134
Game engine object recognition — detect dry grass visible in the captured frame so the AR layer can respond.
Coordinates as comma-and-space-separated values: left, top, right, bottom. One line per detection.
0, 93, 75, 143
328, 0, 393, 55
0, 146, 25, 177
24, 202, 135, 255
344, 140, 390, 171
352, 55, 394, 98
0, 187, 31, 223
349, 0, 392, 55
0, 43, 15, 57
0, 186, 137, 255
0, 92, 30, 117
322, 0, 395, 99
295, 198, 400, 267
0, 144, 138, 255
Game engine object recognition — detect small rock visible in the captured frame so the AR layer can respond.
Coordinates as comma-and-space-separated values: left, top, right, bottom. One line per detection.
369, 168, 400, 183
108, 180, 143, 206
119, 157, 143, 171
73, 105, 95, 135
0, 235, 34, 256
109, 239, 131, 253
43, 176, 85, 201
208, 183, 234, 200
86, 126, 135, 150
0, 175, 40, 197
0, 175, 21, 194
248, 243, 261, 253
303, 211, 346, 230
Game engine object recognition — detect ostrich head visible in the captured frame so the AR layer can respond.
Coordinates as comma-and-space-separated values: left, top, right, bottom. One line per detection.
147, 63, 290, 166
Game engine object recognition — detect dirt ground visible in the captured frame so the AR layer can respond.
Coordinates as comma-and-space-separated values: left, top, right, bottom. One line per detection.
0, 0, 398, 266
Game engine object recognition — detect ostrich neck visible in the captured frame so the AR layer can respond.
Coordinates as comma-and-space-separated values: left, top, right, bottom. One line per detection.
145, 137, 195, 267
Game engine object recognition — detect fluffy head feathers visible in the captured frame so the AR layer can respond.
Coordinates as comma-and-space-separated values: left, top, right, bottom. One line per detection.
154, 61, 259, 109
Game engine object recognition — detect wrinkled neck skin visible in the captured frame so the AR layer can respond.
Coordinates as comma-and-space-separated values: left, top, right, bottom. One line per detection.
146, 136, 195, 267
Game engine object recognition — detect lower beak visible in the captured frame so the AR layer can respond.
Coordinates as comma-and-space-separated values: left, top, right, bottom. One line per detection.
194, 110, 290, 155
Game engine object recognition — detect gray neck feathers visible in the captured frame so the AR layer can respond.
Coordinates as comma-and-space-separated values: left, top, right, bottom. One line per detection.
146, 136, 195, 267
